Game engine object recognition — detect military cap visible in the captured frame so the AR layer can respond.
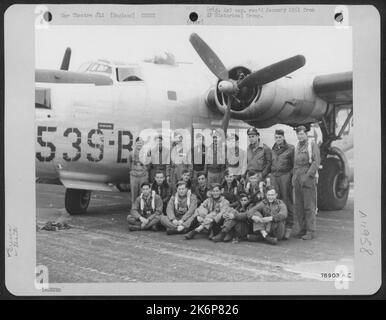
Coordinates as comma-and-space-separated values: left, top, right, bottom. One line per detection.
295, 125, 308, 133
239, 193, 249, 199
247, 127, 259, 136
275, 129, 285, 136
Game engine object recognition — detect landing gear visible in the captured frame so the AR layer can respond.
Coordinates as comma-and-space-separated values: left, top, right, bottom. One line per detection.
317, 103, 352, 211
65, 188, 91, 215
318, 157, 349, 210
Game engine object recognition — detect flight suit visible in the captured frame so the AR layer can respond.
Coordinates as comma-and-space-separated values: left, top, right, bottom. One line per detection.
270, 141, 295, 229
292, 140, 320, 235
151, 181, 173, 214
191, 196, 230, 236
246, 142, 272, 182
221, 180, 240, 208
247, 199, 288, 240
221, 202, 254, 239
128, 147, 150, 205
161, 192, 198, 231
127, 192, 163, 230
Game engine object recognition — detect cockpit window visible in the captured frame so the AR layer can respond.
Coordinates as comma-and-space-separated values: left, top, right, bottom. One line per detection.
35, 88, 51, 109
116, 67, 143, 82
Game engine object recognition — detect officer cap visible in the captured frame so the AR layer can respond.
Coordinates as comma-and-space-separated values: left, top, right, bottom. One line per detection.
247, 127, 259, 136
295, 125, 308, 133
275, 129, 285, 136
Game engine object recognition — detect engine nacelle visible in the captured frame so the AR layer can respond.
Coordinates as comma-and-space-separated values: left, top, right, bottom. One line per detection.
213, 66, 328, 128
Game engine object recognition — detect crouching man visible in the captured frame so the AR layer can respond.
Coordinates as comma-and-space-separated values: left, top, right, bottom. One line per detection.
161, 181, 198, 235
247, 186, 287, 245
127, 182, 163, 231
185, 183, 230, 240
211, 193, 254, 243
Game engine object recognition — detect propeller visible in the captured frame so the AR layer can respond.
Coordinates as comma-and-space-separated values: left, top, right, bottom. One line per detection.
60, 47, 72, 71
189, 33, 306, 133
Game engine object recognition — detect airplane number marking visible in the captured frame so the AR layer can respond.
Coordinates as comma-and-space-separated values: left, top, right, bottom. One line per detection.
36, 126, 133, 163
36, 126, 57, 162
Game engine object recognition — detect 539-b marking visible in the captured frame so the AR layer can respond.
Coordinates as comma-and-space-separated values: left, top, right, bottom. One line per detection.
36, 126, 133, 163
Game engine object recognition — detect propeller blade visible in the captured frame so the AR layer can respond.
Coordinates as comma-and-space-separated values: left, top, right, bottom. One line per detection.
238, 55, 306, 88
60, 47, 72, 71
221, 95, 232, 134
189, 33, 228, 80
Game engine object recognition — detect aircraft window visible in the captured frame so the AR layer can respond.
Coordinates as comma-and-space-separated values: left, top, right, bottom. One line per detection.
116, 67, 143, 82
35, 88, 51, 109
78, 62, 91, 72
96, 64, 112, 73
88, 63, 99, 72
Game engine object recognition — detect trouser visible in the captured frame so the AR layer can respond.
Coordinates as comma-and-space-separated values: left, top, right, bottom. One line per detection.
207, 170, 224, 185
127, 214, 161, 230
251, 212, 286, 240
130, 173, 149, 205
293, 173, 317, 233
160, 214, 196, 230
270, 172, 294, 228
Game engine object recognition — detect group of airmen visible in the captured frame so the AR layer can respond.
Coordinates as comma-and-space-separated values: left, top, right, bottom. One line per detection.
126, 125, 320, 245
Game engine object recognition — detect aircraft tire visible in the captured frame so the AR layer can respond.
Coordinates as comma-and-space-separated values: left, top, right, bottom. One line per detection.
65, 188, 91, 215
317, 157, 349, 211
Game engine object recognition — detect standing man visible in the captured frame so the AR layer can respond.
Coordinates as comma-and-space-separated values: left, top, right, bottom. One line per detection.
225, 132, 247, 180
189, 132, 207, 183
128, 137, 150, 206
170, 133, 192, 189
246, 127, 272, 184
161, 181, 198, 235
206, 131, 226, 185
292, 125, 320, 240
148, 134, 171, 183
127, 182, 163, 231
270, 129, 295, 240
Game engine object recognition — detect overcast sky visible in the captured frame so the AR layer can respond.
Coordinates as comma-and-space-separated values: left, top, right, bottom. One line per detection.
36, 25, 352, 77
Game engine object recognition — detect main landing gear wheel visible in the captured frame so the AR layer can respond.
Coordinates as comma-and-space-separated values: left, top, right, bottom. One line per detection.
65, 188, 91, 215
317, 157, 349, 210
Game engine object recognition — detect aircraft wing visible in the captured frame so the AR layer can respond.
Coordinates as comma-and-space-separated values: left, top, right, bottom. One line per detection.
313, 71, 352, 106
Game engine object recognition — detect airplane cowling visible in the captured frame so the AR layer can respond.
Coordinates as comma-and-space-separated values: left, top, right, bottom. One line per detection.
212, 70, 328, 128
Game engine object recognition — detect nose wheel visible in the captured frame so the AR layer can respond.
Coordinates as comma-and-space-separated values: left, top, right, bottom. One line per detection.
65, 188, 91, 215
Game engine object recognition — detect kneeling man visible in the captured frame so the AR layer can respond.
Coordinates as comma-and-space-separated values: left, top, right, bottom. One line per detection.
247, 186, 287, 245
161, 181, 198, 235
127, 182, 163, 231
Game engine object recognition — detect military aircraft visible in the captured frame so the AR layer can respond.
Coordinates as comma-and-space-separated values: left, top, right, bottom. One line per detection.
35, 33, 353, 215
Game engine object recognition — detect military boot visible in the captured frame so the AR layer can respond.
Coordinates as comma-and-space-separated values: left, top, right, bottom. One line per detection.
283, 228, 292, 240
264, 236, 278, 245
212, 232, 226, 242
302, 231, 314, 240
184, 230, 197, 240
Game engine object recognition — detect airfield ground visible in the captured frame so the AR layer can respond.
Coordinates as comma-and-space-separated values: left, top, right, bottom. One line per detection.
36, 183, 354, 283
